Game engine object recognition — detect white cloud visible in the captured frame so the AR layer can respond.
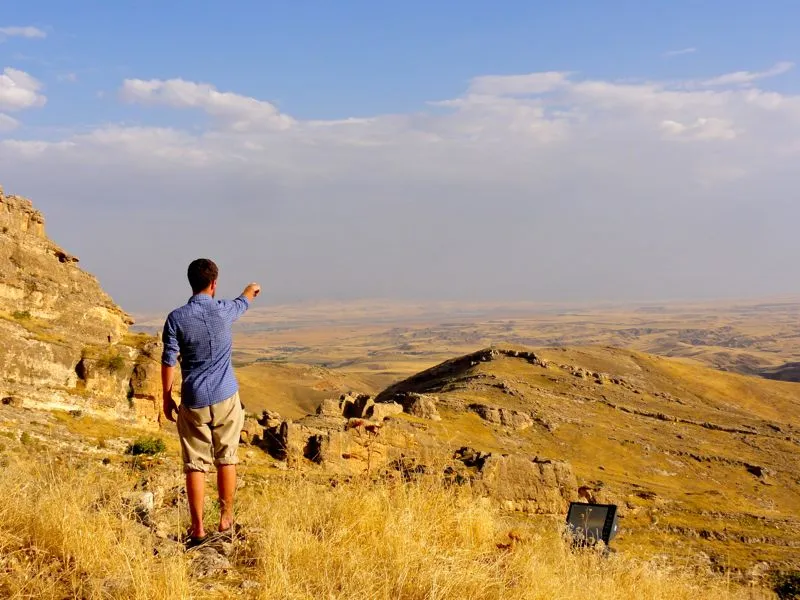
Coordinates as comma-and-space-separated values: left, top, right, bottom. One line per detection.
0, 26, 47, 40
0, 113, 19, 131
7, 65, 799, 170
119, 78, 295, 131
663, 47, 697, 58
3, 63, 800, 308
0, 67, 46, 111
703, 61, 794, 86
660, 117, 738, 141
57, 72, 78, 83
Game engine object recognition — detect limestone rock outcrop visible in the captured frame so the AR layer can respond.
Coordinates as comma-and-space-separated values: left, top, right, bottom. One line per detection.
257, 408, 436, 474
314, 392, 404, 422
0, 185, 170, 421
453, 447, 578, 514
468, 403, 534, 430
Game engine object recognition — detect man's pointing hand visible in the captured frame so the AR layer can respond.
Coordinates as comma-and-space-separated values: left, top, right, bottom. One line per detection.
243, 282, 261, 302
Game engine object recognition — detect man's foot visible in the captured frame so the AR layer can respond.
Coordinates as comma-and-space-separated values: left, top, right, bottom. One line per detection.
216, 522, 242, 542
185, 533, 210, 550
219, 515, 234, 533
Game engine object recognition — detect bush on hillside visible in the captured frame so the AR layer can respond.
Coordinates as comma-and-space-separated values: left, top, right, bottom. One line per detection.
100, 354, 126, 373
125, 436, 166, 456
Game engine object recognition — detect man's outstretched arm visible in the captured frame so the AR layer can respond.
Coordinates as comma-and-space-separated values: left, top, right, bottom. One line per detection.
222, 282, 261, 322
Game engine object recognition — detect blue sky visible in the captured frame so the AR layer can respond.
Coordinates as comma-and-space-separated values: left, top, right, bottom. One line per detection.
1, 1, 800, 311
4, 0, 800, 126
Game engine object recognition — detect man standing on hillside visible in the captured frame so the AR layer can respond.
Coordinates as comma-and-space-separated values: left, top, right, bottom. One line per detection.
161, 258, 261, 547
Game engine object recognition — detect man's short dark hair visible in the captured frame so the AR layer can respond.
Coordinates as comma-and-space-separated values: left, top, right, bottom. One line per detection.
187, 258, 219, 293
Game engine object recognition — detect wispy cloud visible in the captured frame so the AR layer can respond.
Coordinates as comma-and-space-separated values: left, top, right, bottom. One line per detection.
120, 78, 295, 131
57, 72, 78, 83
703, 61, 794, 86
0, 26, 47, 40
0, 67, 47, 111
663, 47, 697, 58
0, 113, 19, 131
660, 117, 738, 141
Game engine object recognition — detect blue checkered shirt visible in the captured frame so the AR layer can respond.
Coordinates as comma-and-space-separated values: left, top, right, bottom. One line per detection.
161, 293, 250, 409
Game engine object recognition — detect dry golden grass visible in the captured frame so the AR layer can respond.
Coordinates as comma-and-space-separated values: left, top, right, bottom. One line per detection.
0, 456, 190, 599
241, 476, 760, 600
0, 451, 768, 600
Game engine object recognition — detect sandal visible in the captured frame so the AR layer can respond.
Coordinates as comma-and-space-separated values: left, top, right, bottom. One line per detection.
184, 534, 210, 550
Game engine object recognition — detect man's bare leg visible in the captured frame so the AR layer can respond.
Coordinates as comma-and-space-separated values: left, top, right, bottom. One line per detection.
186, 471, 206, 538
217, 464, 236, 532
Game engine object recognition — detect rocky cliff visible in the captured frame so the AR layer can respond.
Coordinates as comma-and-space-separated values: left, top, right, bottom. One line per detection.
0, 185, 169, 422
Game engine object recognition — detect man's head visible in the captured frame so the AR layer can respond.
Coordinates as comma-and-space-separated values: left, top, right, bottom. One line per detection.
187, 258, 219, 296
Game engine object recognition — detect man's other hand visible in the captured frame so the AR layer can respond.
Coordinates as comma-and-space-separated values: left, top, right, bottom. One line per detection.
163, 392, 178, 422
243, 282, 261, 301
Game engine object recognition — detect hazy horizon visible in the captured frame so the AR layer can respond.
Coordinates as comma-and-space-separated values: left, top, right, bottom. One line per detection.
3, 2, 800, 312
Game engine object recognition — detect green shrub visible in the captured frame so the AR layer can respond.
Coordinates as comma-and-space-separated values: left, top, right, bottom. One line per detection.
12, 310, 31, 321
106, 354, 126, 373
20, 431, 32, 445
125, 436, 166, 456
95, 352, 126, 373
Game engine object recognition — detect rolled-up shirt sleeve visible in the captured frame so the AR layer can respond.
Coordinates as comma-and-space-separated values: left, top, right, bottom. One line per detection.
161, 315, 180, 366
219, 295, 250, 323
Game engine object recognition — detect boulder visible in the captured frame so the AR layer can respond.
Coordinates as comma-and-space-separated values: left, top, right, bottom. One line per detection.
258, 410, 283, 429
453, 446, 490, 469
262, 412, 422, 474
189, 546, 232, 578
367, 402, 403, 421
122, 491, 155, 523
500, 410, 533, 430
470, 454, 577, 514
264, 421, 315, 465
316, 398, 342, 417
469, 404, 533, 430
240, 417, 262, 445
340, 393, 374, 418
470, 403, 502, 424
400, 393, 441, 421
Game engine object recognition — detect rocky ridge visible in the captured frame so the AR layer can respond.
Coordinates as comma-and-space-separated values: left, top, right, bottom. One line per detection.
0, 185, 169, 422
232, 389, 579, 515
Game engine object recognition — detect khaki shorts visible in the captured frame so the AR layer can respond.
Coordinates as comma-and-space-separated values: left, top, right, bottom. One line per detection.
177, 392, 245, 473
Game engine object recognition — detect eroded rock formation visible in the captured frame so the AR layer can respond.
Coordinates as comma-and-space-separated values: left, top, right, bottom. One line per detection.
0, 185, 171, 421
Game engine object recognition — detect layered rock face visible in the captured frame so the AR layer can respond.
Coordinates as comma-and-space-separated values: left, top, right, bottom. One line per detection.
0, 185, 168, 421
237, 393, 578, 515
